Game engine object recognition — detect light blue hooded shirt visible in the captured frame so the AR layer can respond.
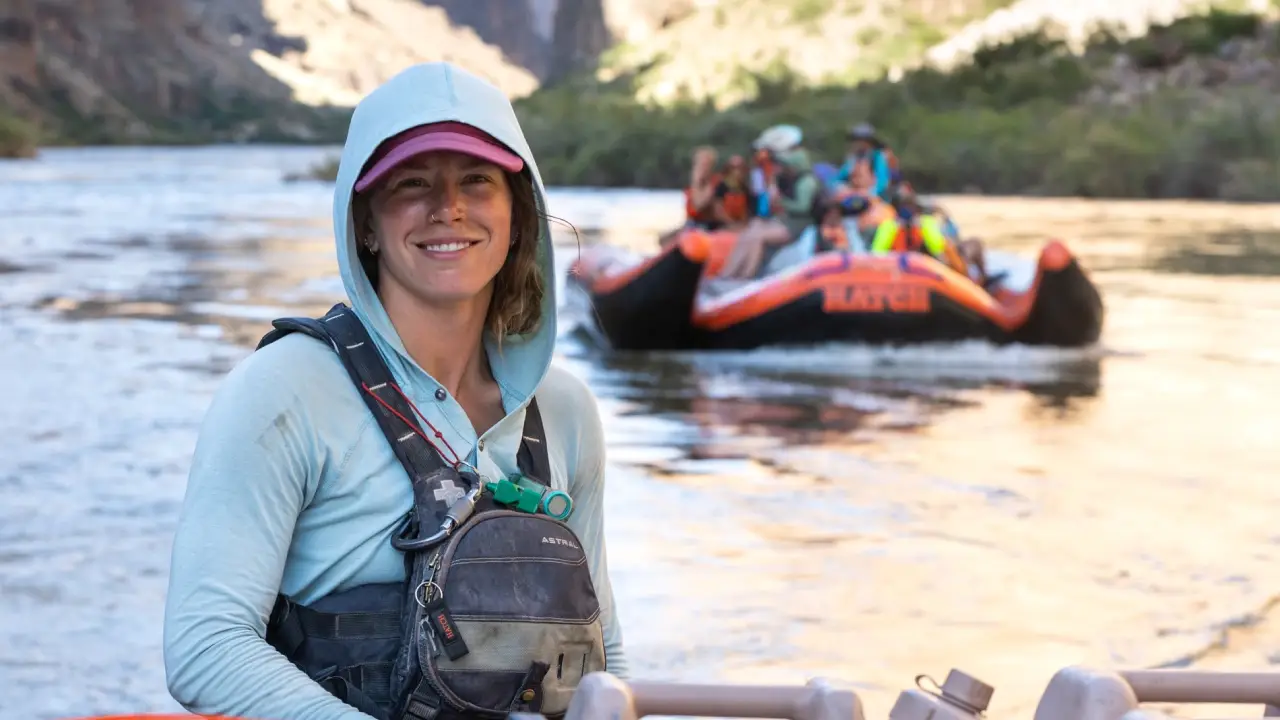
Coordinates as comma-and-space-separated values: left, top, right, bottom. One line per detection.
163, 62, 628, 720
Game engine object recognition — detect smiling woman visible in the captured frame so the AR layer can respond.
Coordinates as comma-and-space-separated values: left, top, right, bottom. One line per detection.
351, 121, 545, 350
163, 63, 627, 720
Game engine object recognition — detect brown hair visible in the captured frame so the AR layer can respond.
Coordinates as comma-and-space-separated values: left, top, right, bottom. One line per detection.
353, 168, 545, 340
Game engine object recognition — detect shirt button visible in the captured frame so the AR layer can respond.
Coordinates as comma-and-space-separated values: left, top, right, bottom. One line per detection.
434, 388, 446, 401
478, 440, 485, 451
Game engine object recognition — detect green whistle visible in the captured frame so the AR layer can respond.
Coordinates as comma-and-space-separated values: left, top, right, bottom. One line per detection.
515, 475, 574, 521
486, 474, 574, 520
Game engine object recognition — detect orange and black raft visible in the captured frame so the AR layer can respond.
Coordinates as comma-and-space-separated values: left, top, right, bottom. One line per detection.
568, 229, 1104, 351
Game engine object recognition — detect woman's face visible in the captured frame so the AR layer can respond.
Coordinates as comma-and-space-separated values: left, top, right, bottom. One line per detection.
849, 159, 875, 192
693, 148, 718, 177
724, 155, 746, 182
364, 150, 513, 308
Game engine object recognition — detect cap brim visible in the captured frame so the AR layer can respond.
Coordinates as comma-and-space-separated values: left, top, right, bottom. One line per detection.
355, 131, 525, 193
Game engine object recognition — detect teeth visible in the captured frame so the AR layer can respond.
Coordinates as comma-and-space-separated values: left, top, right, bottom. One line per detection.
422, 242, 472, 252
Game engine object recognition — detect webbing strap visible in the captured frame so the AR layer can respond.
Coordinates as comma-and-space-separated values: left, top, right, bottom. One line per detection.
402, 679, 443, 720
293, 604, 401, 640
320, 671, 391, 719
258, 302, 551, 486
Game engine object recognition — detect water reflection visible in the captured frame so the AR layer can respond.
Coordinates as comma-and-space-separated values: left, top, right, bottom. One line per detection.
24, 230, 339, 349
1149, 229, 1280, 276
570, 347, 1105, 465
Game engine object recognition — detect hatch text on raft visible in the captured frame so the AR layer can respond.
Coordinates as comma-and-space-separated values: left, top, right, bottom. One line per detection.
821, 283, 931, 313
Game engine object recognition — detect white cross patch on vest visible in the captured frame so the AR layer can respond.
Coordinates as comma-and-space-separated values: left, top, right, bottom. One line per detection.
433, 478, 466, 506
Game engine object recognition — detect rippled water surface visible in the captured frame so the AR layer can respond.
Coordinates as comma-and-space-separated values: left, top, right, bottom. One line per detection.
2, 147, 1280, 720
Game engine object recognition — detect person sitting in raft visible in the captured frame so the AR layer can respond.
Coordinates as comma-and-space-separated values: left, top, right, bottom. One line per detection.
861, 175, 980, 282
685, 145, 723, 228
815, 196, 853, 252
659, 145, 723, 247
748, 146, 777, 219
834, 122, 900, 202
890, 182, 989, 285
713, 154, 756, 228
716, 126, 821, 280
839, 158, 899, 250
163, 61, 628, 720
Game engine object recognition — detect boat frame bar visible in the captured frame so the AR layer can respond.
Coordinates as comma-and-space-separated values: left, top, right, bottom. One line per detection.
503, 667, 1280, 720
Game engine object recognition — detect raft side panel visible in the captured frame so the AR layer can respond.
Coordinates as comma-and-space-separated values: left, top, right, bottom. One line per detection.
1011, 258, 1105, 347
582, 246, 706, 351
695, 288, 1009, 350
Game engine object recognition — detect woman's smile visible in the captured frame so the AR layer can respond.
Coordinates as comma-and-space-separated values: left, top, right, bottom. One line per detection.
412, 234, 483, 258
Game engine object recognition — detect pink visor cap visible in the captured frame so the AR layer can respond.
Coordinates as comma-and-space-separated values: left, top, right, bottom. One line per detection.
354, 121, 525, 193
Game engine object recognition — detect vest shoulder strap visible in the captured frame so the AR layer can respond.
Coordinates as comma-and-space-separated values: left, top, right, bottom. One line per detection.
257, 302, 552, 486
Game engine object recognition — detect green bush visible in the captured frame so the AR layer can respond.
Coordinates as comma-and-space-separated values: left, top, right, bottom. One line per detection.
0, 111, 38, 158
512, 14, 1280, 200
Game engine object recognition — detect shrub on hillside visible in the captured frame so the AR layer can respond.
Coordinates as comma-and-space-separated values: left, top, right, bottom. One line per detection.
512, 13, 1280, 200
0, 112, 38, 159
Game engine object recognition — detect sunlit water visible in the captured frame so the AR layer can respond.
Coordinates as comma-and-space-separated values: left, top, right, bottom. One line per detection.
2, 147, 1279, 720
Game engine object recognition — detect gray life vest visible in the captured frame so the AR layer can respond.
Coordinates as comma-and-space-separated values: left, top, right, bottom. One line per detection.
256, 303, 606, 720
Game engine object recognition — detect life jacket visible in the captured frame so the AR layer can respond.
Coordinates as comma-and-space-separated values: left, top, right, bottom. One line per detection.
876, 216, 968, 275
256, 303, 605, 720
890, 223, 926, 253
718, 178, 751, 223
684, 172, 721, 225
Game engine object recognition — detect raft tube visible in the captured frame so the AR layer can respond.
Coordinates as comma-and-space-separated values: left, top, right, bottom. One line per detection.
569, 229, 1104, 351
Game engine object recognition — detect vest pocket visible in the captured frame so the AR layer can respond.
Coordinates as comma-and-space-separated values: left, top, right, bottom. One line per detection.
437, 669, 531, 710
423, 619, 606, 717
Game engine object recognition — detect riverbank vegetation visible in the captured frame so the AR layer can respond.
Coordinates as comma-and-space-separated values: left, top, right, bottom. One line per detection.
512, 8, 1280, 200
285, 8, 1280, 201
0, 112, 38, 159
1, 91, 352, 160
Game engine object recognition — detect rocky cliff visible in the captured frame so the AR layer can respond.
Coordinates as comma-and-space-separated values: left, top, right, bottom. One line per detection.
5, 0, 1270, 153
0, 0, 310, 143
424, 0, 697, 82
0, 0, 700, 148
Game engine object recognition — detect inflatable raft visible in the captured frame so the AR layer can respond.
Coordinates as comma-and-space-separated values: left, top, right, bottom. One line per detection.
568, 225, 1104, 351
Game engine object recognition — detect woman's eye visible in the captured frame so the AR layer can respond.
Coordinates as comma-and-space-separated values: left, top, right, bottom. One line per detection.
464, 173, 493, 185
395, 177, 427, 190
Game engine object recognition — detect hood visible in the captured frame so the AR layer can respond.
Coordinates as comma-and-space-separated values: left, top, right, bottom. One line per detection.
330, 62, 556, 417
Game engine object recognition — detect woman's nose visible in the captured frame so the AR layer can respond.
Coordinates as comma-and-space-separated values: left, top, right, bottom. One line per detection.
429, 178, 464, 217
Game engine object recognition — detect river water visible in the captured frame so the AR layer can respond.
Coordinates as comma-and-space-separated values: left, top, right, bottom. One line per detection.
1, 146, 1279, 720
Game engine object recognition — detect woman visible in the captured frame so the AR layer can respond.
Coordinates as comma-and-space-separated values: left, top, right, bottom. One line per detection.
658, 146, 722, 247
844, 159, 898, 247
712, 154, 754, 228
163, 62, 628, 720
834, 122, 899, 201
684, 145, 722, 228
715, 142, 820, 280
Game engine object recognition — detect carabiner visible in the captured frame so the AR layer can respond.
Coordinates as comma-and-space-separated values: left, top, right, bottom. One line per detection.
393, 485, 482, 551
